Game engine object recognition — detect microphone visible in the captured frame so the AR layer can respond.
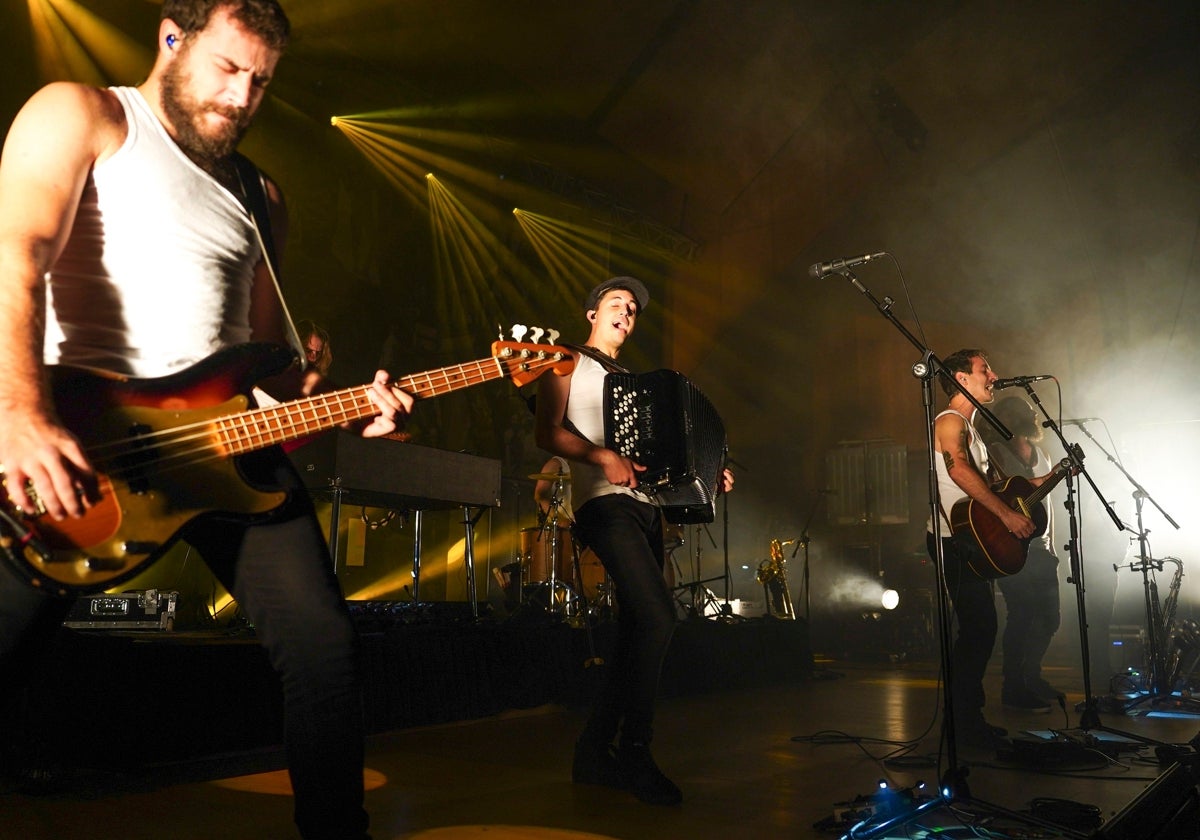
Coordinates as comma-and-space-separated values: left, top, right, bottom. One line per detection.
1062, 417, 1100, 426
808, 252, 887, 278
992, 374, 1053, 390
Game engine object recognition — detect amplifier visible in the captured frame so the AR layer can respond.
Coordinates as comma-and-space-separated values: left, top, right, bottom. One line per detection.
64, 589, 178, 631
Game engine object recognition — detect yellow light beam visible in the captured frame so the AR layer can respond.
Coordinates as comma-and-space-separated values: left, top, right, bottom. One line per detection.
34, 0, 151, 84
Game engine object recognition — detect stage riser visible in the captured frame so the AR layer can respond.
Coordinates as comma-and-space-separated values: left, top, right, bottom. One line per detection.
20, 618, 811, 770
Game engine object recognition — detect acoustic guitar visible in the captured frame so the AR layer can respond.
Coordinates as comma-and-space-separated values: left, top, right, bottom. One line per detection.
0, 337, 572, 595
949, 457, 1075, 578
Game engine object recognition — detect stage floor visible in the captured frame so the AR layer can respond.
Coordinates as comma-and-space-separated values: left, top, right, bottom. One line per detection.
5, 643, 1200, 840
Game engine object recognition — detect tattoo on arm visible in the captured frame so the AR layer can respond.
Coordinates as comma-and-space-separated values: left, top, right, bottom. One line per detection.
942, 450, 955, 472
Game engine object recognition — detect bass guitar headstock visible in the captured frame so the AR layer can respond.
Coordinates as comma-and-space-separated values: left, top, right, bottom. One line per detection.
493, 324, 574, 387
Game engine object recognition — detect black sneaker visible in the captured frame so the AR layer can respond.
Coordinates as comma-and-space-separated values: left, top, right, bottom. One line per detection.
617, 742, 682, 806
1002, 687, 1053, 713
572, 739, 625, 790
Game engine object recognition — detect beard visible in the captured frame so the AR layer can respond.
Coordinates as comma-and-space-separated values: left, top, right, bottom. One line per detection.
160, 57, 251, 169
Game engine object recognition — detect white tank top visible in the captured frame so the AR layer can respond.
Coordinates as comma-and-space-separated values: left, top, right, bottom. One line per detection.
927, 408, 990, 534
44, 86, 259, 377
566, 354, 654, 511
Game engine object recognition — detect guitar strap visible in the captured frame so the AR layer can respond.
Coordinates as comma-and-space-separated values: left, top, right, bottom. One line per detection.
232, 154, 305, 366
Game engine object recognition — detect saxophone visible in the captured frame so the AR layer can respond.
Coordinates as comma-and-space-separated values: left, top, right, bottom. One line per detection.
1159, 557, 1184, 691
756, 539, 795, 620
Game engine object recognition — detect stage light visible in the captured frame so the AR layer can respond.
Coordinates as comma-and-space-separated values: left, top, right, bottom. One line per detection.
330, 116, 339, 126
881, 589, 900, 610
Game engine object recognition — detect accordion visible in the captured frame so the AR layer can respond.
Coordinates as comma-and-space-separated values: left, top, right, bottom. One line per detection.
603, 369, 727, 524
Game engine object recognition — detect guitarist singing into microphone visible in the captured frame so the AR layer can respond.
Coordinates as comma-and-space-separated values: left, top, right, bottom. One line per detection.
928, 349, 1054, 752
0, 3, 411, 836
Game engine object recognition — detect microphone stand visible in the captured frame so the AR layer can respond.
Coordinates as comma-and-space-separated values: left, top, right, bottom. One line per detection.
1016, 396, 1143, 740
1004, 396, 1169, 756
722, 483, 734, 618
792, 490, 829, 623
1065, 420, 1181, 711
833, 270, 1089, 840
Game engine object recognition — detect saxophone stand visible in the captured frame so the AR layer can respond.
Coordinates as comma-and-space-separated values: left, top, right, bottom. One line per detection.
833, 268, 1088, 840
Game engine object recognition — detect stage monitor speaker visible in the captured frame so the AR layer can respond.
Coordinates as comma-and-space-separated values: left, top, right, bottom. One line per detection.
1092, 755, 1200, 839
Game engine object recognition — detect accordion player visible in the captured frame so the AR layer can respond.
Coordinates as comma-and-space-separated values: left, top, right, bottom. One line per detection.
602, 369, 728, 524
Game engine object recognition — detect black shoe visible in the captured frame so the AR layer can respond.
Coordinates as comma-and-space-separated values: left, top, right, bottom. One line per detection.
952, 709, 1006, 737
572, 739, 624, 790
617, 743, 682, 806
1002, 687, 1053, 713
955, 715, 1009, 753
1029, 678, 1066, 701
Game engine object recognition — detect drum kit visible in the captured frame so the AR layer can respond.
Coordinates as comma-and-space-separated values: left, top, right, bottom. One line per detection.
505, 469, 614, 619
504, 468, 723, 622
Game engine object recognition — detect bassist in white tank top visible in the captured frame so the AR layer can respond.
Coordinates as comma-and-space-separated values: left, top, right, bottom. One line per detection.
0, 4, 411, 837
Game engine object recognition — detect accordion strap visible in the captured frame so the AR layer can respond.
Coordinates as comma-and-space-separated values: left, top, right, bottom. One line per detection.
565, 342, 631, 374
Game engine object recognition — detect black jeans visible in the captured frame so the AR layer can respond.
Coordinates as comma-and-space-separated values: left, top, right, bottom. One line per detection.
573, 493, 674, 747
997, 544, 1061, 693
928, 532, 998, 718
0, 449, 369, 840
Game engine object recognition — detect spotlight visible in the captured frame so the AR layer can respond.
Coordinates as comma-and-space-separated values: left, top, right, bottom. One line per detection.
330, 116, 339, 127
881, 589, 900, 610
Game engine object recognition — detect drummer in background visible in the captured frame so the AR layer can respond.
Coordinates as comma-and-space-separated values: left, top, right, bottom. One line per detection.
297, 318, 333, 375
534, 455, 574, 526
491, 457, 574, 608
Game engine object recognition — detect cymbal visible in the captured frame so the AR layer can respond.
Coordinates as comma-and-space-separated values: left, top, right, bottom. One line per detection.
528, 472, 571, 482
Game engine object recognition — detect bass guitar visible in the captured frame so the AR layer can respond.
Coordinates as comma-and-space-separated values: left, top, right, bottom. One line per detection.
0, 337, 573, 595
949, 456, 1075, 578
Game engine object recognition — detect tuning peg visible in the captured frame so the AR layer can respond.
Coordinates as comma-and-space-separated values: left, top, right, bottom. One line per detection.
510, 324, 528, 342
546, 328, 560, 345
529, 326, 545, 344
